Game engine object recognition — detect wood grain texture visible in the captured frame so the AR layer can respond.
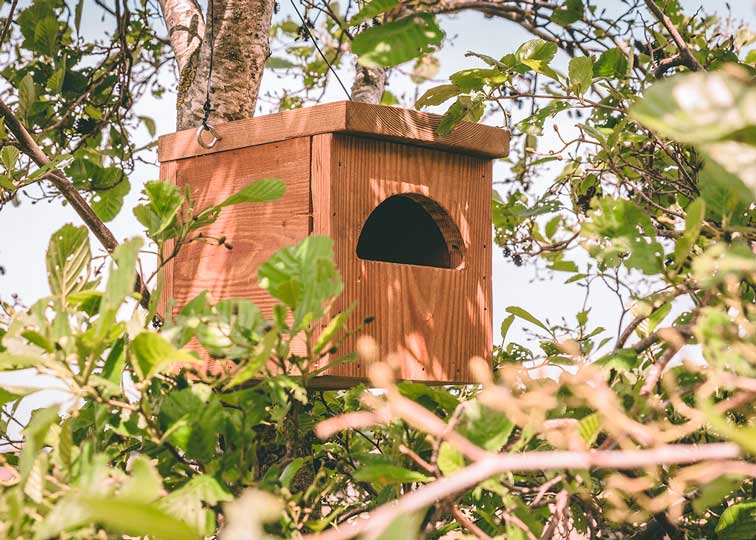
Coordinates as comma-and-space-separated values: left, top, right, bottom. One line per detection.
313, 134, 493, 384
166, 138, 311, 317
157, 160, 177, 317
158, 101, 509, 162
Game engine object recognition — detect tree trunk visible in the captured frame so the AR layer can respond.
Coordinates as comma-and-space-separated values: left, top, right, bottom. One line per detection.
161, 0, 276, 130
350, 62, 386, 104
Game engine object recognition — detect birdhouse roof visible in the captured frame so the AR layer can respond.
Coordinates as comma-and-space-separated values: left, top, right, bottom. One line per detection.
158, 101, 510, 162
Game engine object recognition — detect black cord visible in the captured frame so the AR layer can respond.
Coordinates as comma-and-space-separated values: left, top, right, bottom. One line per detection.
202, 0, 216, 127
289, 0, 352, 101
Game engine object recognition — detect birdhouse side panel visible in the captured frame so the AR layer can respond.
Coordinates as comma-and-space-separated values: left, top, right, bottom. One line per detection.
161, 137, 312, 318
312, 134, 493, 384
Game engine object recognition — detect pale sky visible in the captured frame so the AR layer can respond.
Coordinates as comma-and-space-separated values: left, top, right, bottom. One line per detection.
0, 1, 753, 415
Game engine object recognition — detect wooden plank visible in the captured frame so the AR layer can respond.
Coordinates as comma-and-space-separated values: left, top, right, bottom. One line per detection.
168, 137, 311, 318
344, 101, 509, 160
317, 134, 493, 384
158, 101, 509, 163
157, 160, 177, 318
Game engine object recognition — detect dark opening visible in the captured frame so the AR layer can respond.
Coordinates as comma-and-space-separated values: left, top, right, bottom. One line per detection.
356, 194, 464, 269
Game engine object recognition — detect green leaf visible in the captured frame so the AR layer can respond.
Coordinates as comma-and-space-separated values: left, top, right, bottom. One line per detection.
119, 457, 163, 503
1, 146, 19, 172
352, 14, 444, 68
593, 48, 628, 78
500, 314, 515, 342
550, 0, 584, 27
218, 178, 286, 207
350, 0, 399, 26
693, 475, 743, 515
353, 464, 431, 485
375, 511, 423, 540
506, 306, 549, 332
568, 56, 593, 94
158, 476, 232, 535
130, 332, 198, 380
0, 386, 33, 407
313, 303, 354, 355
258, 236, 343, 331
716, 500, 756, 540
46, 224, 91, 299
80, 497, 200, 540
91, 177, 130, 222
577, 413, 601, 446
98, 237, 142, 322
630, 71, 756, 146
458, 400, 514, 451
268, 56, 297, 70
674, 198, 705, 267
33, 17, 59, 56
515, 39, 560, 80
18, 73, 36, 121
437, 442, 465, 475
158, 385, 223, 461
134, 181, 185, 236
0, 352, 43, 370
20, 406, 60, 480
437, 95, 484, 136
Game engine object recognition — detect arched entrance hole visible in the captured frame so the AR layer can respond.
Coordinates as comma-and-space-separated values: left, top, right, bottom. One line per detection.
356, 194, 464, 269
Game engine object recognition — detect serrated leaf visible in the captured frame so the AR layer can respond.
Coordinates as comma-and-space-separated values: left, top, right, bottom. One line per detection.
91, 177, 130, 222
1, 146, 19, 172
415, 84, 462, 109
18, 73, 36, 122
568, 56, 593, 94
130, 332, 198, 380
258, 236, 342, 331
550, 0, 584, 27
158, 475, 232, 535
218, 178, 286, 207
716, 500, 756, 540
593, 48, 628, 78
352, 14, 444, 68
46, 224, 91, 299
350, 0, 398, 26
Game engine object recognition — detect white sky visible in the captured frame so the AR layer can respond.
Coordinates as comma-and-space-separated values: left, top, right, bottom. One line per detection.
0, 1, 754, 415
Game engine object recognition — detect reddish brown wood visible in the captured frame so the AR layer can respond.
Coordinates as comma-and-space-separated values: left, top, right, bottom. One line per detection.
311, 135, 492, 384
161, 138, 311, 314
158, 103, 503, 386
158, 101, 510, 163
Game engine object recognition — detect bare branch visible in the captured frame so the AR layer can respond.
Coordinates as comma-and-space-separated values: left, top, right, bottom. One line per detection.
304, 443, 742, 540
0, 97, 151, 309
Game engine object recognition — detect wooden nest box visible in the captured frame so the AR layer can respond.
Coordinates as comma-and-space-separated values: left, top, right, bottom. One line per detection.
158, 101, 510, 387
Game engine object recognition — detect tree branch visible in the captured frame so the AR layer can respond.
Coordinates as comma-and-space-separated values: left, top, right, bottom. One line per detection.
304, 443, 742, 540
644, 0, 704, 73
0, 97, 151, 309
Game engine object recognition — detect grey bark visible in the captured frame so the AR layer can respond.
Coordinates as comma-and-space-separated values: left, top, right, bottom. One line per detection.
350, 62, 386, 104
174, 0, 276, 130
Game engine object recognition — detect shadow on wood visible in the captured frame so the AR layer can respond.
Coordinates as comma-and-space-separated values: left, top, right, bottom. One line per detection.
158, 101, 510, 387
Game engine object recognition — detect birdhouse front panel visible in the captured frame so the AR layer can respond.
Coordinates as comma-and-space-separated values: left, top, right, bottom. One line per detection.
159, 137, 312, 320
311, 134, 492, 384
157, 101, 509, 386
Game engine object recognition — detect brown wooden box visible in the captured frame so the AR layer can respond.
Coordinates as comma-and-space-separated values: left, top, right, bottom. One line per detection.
158, 101, 509, 386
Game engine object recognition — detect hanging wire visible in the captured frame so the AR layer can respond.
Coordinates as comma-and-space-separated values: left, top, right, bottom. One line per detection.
197, 0, 220, 148
289, 0, 352, 101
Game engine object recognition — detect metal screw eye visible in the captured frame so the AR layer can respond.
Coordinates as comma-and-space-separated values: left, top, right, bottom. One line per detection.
196, 123, 220, 149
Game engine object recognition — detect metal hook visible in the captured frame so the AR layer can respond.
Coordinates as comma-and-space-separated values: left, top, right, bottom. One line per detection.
196, 123, 220, 149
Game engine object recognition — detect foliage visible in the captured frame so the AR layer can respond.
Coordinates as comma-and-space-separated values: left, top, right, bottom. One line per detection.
2, 1, 756, 540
